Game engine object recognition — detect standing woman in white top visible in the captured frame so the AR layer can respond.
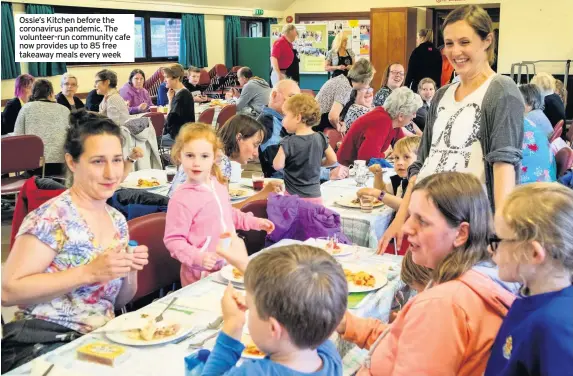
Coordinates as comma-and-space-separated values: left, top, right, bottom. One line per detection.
379, 5, 524, 253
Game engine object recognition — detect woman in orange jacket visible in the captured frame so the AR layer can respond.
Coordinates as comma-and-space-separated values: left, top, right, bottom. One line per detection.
340, 171, 516, 376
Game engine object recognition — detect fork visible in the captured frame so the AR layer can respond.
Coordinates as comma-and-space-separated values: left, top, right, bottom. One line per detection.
178, 316, 223, 346
188, 331, 220, 349
154, 297, 177, 323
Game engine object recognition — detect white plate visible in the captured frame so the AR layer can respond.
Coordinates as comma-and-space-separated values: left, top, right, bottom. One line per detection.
305, 238, 355, 257
228, 187, 252, 201
120, 181, 168, 190
335, 195, 385, 209
340, 262, 389, 293
242, 333, 265, 359
239, 177, 283, 190
220, 264, 244, 284
120, 170, 168, 190
105, 309, 194, 346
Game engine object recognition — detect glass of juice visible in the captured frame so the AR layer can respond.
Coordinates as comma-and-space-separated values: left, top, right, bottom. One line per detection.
252, 172, 264, 191
165, 165, 177, 183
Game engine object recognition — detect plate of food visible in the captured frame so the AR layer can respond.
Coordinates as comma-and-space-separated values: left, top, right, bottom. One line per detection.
105, 310, 193, 346
340, 263, 388, 293
228, 188, 251, 201
239, 177, 283, 190
308, 237, 354, 257
335, 195, 385, 209
120, 177, 168, 190
242, 333, 265, 359
220, 264, 244, 284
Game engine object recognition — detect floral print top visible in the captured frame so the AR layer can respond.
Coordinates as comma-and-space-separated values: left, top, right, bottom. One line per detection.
521, 118, 557, 184
15, 190, 129, 334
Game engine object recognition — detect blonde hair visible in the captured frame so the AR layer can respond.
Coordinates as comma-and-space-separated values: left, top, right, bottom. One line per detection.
283, 94, 321, 127
531, 72, 556, 94
413, 172, 492, 284
281, 24, 297, 35
170, 123, 226, 184
394, 136, 421, 156
418, 77, 436, 92
501, 183, 573, 273
244, 245, 347, 349
401, 251, 432, 289
555, 79, 568, 104
418, 29, 434, 44
443, 5, 495, 65
331, 32, 348, 52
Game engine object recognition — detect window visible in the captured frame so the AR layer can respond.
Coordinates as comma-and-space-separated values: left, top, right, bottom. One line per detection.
240, 18, 264, 38
54, 6, 181, 64
150, 18, 181, 58
134, 17, 145, 58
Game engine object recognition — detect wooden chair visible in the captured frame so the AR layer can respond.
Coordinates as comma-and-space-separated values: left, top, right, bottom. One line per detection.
216, 105, 237, 129
1, 135, 44, 195
127, 213, 181, 303
198, 107, 216, 125
555, 147, 573, 177
237, 200, 268, 256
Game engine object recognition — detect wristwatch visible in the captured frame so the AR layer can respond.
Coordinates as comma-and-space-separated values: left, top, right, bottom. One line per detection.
126, 156, 137, 163
378, 190, 386, 202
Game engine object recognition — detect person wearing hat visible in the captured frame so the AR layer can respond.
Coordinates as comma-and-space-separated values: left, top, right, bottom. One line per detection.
161, 64, 195, 147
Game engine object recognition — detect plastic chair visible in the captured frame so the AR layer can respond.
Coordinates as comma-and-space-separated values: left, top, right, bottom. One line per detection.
301, 89, 316, 98
1, 135, 45, 195
198, 69, 211, 92
565, 120, 573, 143
550, 120, 564, 143
216, 105, 237, 129
323, 128, 343, 151
198, 107, 216, 125
205, 64, 229, 98
127, 212, 181, 303
555, 147, 573, 177
143, 112, 166, 138
231, 66, 242, 73
237, 200, 268, 256
144, 68, 165, 99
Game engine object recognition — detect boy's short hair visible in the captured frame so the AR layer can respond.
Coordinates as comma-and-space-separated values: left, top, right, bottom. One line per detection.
244, 245, 348, 349
418, 77, 436, 91
283, 94, 321, 127
393, 135, 421, 156
400, 251, 432, 289
188, 66, 201, 74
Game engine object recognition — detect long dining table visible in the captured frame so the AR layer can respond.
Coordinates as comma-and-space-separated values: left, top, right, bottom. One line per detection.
5, 239, 403, 376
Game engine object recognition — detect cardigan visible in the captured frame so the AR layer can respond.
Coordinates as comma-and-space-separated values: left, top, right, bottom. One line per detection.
1, 97, 22, 135
55, 93, 85, 112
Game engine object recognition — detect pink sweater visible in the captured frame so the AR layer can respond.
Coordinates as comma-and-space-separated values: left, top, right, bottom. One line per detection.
164, 177, 261, 286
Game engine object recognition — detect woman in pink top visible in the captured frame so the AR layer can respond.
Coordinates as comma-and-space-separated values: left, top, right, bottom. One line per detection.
164, 123, 275, 286
338, 172, 515, 376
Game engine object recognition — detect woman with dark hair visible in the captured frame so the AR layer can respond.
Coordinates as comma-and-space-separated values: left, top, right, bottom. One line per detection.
1, 110, 150, 372
119, 69, 153, 114
519, 83, 553, 137
14, 79, 70, 175
2, 74, 35, 135
168, 114, 283, 208
55, 73, 85, 111
373, 63, 406, 108
404, 29, 443, 91
340, 172, 515, 375
381, 5, 524, 253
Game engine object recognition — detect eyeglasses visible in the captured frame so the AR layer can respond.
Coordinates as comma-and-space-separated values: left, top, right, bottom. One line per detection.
94, 79, 102, 85
390, 71, 405, 77
358, 87, 374, 94
488, 234, 519, 253
64, 83, 77, 87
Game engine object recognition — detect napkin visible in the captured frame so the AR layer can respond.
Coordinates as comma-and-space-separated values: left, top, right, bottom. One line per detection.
367, 158, 393, 168
31, 359, 80, 376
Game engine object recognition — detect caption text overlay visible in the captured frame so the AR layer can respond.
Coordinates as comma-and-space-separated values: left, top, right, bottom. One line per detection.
15, 14, 135, 63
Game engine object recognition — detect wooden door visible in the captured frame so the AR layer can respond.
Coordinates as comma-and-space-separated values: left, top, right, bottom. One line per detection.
370, 8, 417, 91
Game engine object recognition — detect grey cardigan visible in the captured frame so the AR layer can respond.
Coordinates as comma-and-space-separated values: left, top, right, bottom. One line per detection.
409, 75, 524, 212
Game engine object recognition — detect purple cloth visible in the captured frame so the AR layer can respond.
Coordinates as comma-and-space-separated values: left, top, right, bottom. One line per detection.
265, 193, 350, 246
119, 82, 153, 114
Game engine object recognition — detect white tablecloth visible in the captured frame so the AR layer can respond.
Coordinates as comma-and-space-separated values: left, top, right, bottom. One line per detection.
6, 239, 403, 376
321, 173, 396, 249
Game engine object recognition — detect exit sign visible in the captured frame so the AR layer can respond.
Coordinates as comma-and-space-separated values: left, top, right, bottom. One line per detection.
253, 8, 264, 16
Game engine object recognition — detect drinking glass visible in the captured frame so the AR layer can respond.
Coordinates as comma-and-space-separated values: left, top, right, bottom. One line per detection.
360, 195, 374, 213
252, 172, 264, 191
165, 165, 177, 183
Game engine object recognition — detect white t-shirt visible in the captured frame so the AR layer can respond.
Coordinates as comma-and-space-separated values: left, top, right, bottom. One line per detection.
417, 75, 494, 183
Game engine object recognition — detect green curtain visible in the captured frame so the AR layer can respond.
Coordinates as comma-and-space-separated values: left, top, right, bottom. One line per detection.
179, 14, 207, 68
1, 3, 21, 79
25, 4, 67, 77
224, 16, 241, 68
263, 18, 278, 38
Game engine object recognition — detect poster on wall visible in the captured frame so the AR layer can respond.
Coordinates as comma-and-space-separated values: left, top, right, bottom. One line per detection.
302, 19, 370, 61
271, 23, 328, 74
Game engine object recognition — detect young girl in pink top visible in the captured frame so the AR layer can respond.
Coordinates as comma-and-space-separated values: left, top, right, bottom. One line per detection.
164, 123, 274, 286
